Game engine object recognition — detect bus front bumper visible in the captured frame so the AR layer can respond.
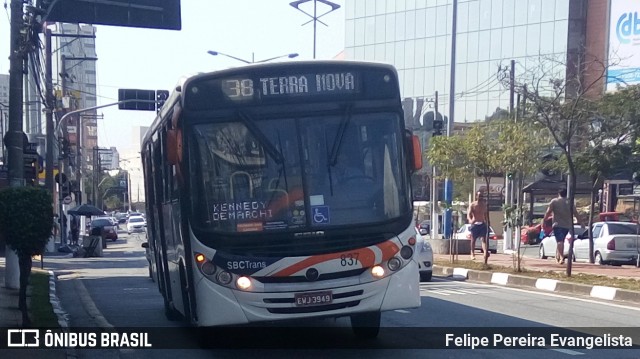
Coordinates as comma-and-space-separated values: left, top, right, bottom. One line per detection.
194, 260, 420, 327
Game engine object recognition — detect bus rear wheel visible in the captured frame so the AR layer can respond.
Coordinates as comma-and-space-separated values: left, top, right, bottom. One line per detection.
350, 311, 381, 339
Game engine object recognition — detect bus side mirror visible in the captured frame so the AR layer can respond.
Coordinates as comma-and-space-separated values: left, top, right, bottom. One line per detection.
411, 134, 422, 171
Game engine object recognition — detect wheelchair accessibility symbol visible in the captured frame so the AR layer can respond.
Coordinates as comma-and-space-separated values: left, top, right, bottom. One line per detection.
312, 206, 330, 225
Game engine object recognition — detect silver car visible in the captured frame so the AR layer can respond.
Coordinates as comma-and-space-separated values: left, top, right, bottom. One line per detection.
539, 225, 587, 261
415, 229, 433, 281
454, 224, 499, 254
573, 222, 640, 265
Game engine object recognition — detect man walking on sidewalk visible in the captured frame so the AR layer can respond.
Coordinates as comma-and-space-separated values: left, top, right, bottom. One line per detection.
467, 191, 489, 261
544, 188, 584, 264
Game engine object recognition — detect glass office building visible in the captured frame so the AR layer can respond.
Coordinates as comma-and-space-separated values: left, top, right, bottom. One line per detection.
344, 0, 574, 124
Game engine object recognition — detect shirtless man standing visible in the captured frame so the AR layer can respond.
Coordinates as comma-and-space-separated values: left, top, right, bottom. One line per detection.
467, 191, 489, 260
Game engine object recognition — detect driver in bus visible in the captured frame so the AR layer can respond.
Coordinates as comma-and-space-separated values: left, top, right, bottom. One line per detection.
333, 153, 364, 184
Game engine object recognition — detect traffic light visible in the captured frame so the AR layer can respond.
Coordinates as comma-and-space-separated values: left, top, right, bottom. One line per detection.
59, 138, 69, 159
61, 182, 70, 198
156, 90, 169, 110
433, 117, 444, 136
118, 89, 156, 111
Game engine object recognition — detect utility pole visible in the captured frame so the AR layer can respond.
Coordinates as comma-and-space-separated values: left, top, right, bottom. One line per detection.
443, 0, 458, 240
93, 146, 98, 206
5, 0, 26, 289
504, 59, 516, 253
431, 91, 439, 242
44, 27, 55, 196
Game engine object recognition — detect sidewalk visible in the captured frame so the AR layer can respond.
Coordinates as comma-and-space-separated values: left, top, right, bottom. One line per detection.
0, 253, 69, 358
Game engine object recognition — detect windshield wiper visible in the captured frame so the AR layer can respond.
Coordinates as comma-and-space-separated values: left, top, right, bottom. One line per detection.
237, 111, 284, 164
328, 104, 353, 166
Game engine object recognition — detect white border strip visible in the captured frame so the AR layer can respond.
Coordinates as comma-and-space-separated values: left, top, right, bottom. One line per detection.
490, 272, 509, 285
47, 270, 69, 328
535, 278, 558, 292
452, 268, 469, 278
590, 286, 617, 301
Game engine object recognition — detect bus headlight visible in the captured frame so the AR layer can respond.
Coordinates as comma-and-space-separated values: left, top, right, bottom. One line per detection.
201, 261, 216, 276
400, 245, 413, 259
388, 257, 401, 271
371, 265, 385, 278
236, 276, 252, 290
217, 271, 232, 285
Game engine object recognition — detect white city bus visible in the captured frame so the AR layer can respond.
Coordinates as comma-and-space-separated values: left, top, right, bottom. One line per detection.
141, 61, 423, 338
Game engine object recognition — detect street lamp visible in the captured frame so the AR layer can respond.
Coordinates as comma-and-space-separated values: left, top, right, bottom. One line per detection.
206, 50, 298, 64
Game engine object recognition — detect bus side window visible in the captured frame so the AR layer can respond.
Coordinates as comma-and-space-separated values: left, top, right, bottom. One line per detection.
160, 127, 171, 203
152, 137, 164, 204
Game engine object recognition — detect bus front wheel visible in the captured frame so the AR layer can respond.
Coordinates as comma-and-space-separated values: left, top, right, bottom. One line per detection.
164, 297, 181, 321
350, 311, 381, 339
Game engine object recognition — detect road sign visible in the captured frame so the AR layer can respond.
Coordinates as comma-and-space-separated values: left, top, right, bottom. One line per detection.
63, 196, 73, 205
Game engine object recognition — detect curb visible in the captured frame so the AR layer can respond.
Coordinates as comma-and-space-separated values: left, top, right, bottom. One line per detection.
433, 265, 640, 305
47, 271, 77, 359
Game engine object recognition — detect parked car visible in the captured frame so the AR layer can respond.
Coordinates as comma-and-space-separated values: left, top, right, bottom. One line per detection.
521, 220, 553, 245
127, 216, 147, 234
115, 213, 128, 224
90, 217, 118, 242
539, 225, 587, 261
415, 228, 433, 281
454, 224, 499, 254
573, 221, 640, 265
418, 220, 431, 236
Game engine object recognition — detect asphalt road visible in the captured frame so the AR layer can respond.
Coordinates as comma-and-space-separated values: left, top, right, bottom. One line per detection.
39, 229, 640, 359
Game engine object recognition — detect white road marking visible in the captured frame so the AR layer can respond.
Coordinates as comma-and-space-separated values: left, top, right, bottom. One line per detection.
440, 278, 640, 312
421, 284, 492, 296
549, 348, 584, 355
394, 309, 410, 313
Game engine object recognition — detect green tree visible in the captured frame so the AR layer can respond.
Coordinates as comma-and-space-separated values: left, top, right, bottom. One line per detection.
494, 119, 547, 271
429, 120, 545, 265
0, 187, 53, 326
428, 123, 502, 264
512, 55, 610, 276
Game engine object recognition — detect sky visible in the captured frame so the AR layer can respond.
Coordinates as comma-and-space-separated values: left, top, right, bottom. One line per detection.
0, 0, 346, 153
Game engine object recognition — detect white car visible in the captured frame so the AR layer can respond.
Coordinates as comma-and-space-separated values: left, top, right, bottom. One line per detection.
574, 222, 640, 265
538, 225, 584, 261
126, 216, 147, 234
415, 229, 433, 282
454, 224, 499, 254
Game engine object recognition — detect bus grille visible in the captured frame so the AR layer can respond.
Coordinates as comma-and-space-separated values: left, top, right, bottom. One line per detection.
253, 268, 366, 284
263, 290, 363, 304
266, 301, 360, 314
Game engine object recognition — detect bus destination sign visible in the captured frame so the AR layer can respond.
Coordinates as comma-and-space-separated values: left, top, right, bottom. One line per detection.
220, 72, 358, 101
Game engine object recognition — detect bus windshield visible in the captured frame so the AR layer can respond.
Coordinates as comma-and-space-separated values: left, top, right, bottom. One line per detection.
190, 112, 410, 233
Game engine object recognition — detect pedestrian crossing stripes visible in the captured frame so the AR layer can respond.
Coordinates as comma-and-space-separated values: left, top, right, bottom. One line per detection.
420, 283, 492, 296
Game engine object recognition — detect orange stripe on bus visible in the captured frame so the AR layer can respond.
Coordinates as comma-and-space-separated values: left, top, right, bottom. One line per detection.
376, 241, 400, 261
273, 248, 377, 277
